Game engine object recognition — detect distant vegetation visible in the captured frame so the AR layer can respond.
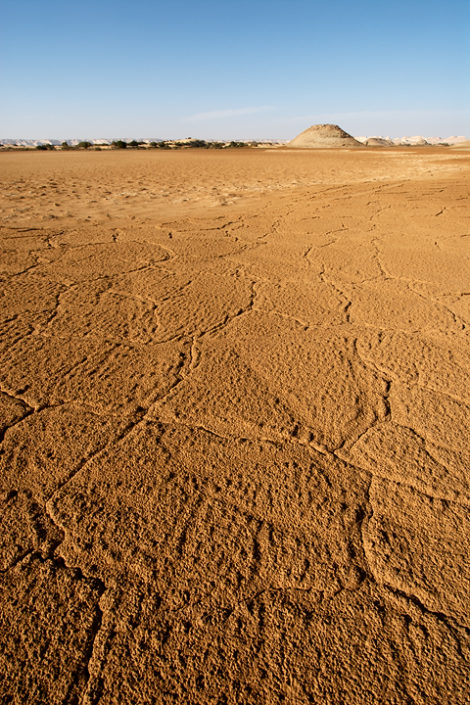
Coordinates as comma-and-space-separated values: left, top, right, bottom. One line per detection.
108, 139, 249, 150
30, 138, 255, 151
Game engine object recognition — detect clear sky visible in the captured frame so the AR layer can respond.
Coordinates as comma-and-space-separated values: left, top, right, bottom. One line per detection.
2, 0, 469, 139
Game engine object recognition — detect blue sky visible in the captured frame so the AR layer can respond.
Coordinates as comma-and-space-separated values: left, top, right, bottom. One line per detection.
2, 0, 469, 139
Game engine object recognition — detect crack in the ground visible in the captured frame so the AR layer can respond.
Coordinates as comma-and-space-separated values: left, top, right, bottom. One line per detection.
318, 268, 352, 323
340, 466, 470, 642
342, 433, 470, 505
371, 236, 389, 278
0, 386, 40, 443
382, 582, 470, 644
406, 282, 467, 331
0, 510, 107, 704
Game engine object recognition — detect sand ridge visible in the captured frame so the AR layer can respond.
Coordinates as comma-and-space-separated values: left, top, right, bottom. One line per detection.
1, 148, 470, 704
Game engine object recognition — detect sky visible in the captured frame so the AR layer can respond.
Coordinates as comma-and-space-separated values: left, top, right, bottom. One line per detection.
1, 0, 469, 139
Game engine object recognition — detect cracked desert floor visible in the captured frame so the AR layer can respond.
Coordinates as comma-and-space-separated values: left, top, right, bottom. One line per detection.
1, 147, 469, 704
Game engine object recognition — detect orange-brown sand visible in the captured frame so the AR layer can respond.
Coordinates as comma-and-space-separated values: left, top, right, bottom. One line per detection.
1, 148, 469, 704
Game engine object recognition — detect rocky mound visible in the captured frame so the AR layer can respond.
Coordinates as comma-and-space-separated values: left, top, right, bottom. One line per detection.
392, 136, 429, 146
289, 124, 361, 148
364, 137, 394, 147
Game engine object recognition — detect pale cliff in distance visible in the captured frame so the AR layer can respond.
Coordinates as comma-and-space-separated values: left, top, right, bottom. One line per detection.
355, 135, 468, 146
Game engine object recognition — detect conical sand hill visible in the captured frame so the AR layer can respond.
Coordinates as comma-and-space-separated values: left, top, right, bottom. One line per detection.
289, 124, 361, 148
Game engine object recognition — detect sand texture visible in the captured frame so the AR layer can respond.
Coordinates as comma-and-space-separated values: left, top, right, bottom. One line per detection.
1, 147, 470, 704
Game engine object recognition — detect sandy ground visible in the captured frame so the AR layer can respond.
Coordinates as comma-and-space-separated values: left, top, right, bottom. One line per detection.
1, 148, 469, 704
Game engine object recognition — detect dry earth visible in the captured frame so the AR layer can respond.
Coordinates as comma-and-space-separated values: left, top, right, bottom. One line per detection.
1, 148, 469, 704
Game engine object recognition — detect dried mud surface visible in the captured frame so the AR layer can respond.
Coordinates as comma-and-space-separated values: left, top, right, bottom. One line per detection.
1, 148, 469, 704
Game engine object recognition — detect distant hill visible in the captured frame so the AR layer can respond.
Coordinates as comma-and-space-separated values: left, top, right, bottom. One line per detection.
1, 133, 468, 148
356, 135, 468, 147
289, 124, 361, 148
425, 135, 467, 145
363, 137, 394, 147
449, 139, 470, 149
392, 136, 430, 146
0, 138, 164, 147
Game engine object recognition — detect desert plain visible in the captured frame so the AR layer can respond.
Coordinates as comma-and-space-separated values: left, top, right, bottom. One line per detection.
1, 146, 469, 704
